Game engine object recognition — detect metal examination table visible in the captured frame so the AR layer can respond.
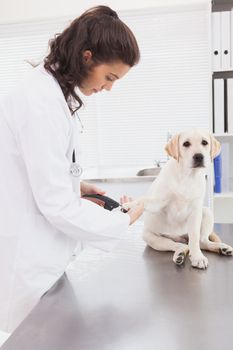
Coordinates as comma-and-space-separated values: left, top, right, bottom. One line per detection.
2, 224, 233, 350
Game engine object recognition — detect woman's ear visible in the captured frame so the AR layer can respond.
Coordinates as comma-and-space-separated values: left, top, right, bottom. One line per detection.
82, 50, 93, 63
210, 134, 221, 161
165, 134, 180, 161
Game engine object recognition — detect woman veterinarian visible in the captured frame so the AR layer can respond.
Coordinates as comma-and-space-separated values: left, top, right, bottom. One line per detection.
0, 5, 143, 333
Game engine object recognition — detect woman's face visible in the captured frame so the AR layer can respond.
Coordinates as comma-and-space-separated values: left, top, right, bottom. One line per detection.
79, 52, 131, 96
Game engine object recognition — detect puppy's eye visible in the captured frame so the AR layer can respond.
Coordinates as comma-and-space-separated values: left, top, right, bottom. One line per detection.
202, 140, 208, 146
183, 141, 191, 147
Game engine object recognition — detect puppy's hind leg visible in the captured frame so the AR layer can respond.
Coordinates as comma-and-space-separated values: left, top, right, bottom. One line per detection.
200, 207, 233, 256
143, 229, 189, 266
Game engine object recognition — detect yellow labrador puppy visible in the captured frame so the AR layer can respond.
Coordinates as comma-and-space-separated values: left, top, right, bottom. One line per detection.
125, 129, 233, 269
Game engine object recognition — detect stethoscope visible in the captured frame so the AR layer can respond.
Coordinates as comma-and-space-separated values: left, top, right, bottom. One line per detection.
69, 112, 84, 177
70, 149, 83, 177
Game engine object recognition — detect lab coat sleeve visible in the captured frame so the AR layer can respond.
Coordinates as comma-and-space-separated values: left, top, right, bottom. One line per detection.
17, 96, 130, 242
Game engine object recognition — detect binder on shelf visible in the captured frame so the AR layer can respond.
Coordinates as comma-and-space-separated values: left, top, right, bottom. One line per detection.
231, 9, 233, 68
212, 11, 221, 71
221, 11, 231, 70
227, 78, 233, 133
224, 79, 228, 133
213, 78, 224, 134
214, 153, 222, 193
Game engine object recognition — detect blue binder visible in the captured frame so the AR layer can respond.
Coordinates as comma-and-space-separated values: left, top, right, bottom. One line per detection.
214, 153, 222, 193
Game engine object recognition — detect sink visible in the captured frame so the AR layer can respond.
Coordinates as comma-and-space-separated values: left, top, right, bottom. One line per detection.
136, 167, 161, 176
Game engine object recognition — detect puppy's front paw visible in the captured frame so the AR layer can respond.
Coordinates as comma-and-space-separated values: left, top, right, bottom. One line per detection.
190, 252, 208, 269
121, 202, 131, 211
219, 244, 233, 256
173, 251, 186, 265
122, 201, 138, 211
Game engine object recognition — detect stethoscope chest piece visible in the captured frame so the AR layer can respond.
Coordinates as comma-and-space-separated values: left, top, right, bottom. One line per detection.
70, 163, 83, 177
70, 149, 82, 177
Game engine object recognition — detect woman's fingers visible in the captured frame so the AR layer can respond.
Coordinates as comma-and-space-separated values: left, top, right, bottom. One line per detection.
120, 195, 133, 205
92, 186, 105, 195
81, 181, 105, 195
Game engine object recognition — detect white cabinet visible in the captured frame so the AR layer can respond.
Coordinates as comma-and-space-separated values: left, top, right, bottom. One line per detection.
213, 134, 233, 223
211, 2, 233, 223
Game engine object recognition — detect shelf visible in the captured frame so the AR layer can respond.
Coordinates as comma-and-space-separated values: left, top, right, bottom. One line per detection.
212, 3, 233, 12
213, 71, 233, 79
214, 133, 233, 139
214, 191, 233, 198
213, 69, 233, 73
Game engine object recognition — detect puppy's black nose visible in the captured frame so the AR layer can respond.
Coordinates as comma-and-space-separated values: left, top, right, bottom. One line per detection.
193, 153, 204, 162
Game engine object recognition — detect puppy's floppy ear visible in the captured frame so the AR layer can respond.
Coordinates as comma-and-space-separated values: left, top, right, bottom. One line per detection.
165, 134, 180, 161
210, 134, 221, 161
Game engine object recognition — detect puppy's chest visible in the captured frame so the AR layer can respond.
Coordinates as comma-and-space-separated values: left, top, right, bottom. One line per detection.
165, 179, 202, 223
168, 176, 204, 204
165, 197, 192, 223
174, 179, 202, 199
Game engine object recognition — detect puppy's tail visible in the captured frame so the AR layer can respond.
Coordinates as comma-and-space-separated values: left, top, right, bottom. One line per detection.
209, 231, 221, 243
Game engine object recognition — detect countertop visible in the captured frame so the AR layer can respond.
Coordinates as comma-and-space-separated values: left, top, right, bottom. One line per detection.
81, 166, 157, 183
2, 223, 233, 350
83, 176, 156, 183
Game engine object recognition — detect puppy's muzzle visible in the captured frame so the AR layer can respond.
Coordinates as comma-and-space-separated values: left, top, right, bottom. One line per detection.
192, 153, 204, 168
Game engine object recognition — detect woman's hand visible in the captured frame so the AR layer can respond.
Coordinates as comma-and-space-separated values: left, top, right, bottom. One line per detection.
120, 195, 144, 225
80, 181, 105, 197
81, 184, 144, 222
81, 181, 106, 207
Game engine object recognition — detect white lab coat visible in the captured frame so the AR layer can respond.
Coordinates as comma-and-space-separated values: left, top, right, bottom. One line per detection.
0, 65, 130, 333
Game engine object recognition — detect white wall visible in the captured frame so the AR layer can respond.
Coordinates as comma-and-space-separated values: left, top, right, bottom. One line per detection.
0, 0, 209, 23
0, 0, 211, 169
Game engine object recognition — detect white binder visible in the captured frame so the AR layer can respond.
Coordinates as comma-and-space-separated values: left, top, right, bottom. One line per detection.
231, 9, 233, 68
214, 79, 224, 134
212, 12, 221, 71
221, 11, 231, 70
227, 78, 233, 133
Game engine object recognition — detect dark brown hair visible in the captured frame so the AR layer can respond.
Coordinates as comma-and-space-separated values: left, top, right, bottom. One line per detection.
44, 5, 140, 114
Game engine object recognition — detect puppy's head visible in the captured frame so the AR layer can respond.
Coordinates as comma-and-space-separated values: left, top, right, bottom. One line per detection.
165, 129, 221, 168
